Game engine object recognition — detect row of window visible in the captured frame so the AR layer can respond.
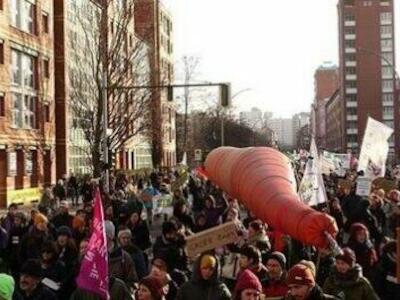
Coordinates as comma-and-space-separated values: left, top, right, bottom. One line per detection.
344, 11, 392, 25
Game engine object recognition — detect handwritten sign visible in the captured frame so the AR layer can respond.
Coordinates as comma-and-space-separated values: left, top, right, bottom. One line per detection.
185, 221, 238, 258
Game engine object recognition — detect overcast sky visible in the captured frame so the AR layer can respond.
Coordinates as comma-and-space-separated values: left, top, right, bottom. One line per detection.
164, 0, 400, 118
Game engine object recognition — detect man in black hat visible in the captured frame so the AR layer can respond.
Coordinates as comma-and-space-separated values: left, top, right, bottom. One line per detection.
13, 259, 57, 299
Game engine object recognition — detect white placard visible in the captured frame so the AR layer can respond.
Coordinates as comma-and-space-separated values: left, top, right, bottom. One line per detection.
356, 177, 372, 197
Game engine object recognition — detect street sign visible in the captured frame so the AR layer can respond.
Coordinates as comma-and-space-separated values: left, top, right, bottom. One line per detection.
194, 149, 202, 161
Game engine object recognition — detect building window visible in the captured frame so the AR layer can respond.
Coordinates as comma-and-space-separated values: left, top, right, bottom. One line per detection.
11, 49, 35, 88
346, 95, 357, 102
10, 0, 36, 34
0, 41, 3, 64
344, 13, 355, 22
346, 81, 357, 88
380, 12, 392, 24
11, 93, 36, 128
381, 39, 393, 51
381, 25, 392, 36
0, 94, 4, 116
384, 120, 394, 128
44, 104, 50, 122
381, 52, 393, 65
346, 107, 357, 115
383, 93, 393, 103
382, 66, 393, 77
345, 67, 356, 74
43, 58, 49, 78
382, 80, 393, 91
344, 39, 356, 48
42, 12, 48, 34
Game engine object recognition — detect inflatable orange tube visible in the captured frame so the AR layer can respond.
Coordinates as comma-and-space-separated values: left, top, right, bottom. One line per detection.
204, 147, 338, 249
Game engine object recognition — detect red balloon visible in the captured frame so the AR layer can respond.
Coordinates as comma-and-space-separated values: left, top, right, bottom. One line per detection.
204, 147, 338, 249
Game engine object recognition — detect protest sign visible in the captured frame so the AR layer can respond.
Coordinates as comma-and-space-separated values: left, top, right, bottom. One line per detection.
185, 222, 238, 258
322, 151, 351, 176
358, 117, 393, 179
76, 190, 109, 299
356, 177, 372, 197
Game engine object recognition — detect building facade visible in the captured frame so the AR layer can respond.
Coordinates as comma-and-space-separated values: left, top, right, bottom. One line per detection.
267, 118, 295, 148
135, 0, 176, 168
325, 89, 343, 152
312, 63, 339, 148
338, 0, 397, 159
0, 0, 55, 207
239, 107, 263, 130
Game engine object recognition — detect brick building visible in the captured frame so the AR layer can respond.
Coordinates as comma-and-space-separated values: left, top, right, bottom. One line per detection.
135, 0, 176, 168
338, 0, 397, 160
312, 63, 339, 148
325, 89, 343, 152
0, 0, 55, 207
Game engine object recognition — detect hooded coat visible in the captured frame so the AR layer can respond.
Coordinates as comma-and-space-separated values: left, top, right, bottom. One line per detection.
176, 254, 231, 300
285, 285, 338, 300
323, 264, 380, 300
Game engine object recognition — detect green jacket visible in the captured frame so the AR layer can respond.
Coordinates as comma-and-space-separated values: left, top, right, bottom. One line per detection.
323, 265, 380, 300
177, 254, 231, 300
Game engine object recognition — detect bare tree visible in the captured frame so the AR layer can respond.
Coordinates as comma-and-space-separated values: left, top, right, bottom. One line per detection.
68, 0, 152, 177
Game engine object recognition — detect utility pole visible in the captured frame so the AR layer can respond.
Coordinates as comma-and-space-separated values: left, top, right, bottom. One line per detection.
102, 75, 109, 193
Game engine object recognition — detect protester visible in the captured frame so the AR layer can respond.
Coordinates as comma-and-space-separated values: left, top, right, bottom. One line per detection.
126, 211, 151, 252
262, 252, 288, 299
105, 221, 138, 288
233, 269, 263, 300
0, 274, 14, 300
176, 254, 231, 300
239, 245, 268, 282
137, 276, 165, 300
51, 201, 73, 229
323, 247, 379, 300
13, 259, 57, 300
286, 264, 336, 300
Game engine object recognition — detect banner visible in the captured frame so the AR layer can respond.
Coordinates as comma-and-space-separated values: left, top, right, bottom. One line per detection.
76, 190, 109, 299
358, 117, 393, 179
185, 222, 238, 258
298, 139, 327, 206
321, 151, 351, 176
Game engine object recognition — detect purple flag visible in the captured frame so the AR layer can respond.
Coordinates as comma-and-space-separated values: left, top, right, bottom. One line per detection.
76, 190, 109, 299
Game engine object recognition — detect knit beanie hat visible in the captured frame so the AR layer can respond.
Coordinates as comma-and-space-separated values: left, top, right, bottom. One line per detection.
286, 264, 315, 286
336, 247, 356, 267
139, 276, 164, 300
57, 226, 72, 238
200, 254, 217, 269
34, 213, 48, 226
234, 269, 262, 295
299, 260, 316, 277
350, 222, 368, 235
104, 220, 115, 240
0, 274, 14, 300
267, 251, 287, 269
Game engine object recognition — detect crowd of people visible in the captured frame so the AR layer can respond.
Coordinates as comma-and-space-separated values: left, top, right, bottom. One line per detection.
0, 166, 398, 300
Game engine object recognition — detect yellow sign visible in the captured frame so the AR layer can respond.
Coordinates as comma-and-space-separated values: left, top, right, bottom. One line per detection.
7, 187, 42, 206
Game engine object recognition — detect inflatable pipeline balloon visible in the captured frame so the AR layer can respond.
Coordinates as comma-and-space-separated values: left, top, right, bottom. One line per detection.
204, 147, 338, 249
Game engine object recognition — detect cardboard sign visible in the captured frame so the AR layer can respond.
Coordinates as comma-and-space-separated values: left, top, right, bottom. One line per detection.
356, 177, 372, 197
372, 178, 396, 193
185, 222, 238, 258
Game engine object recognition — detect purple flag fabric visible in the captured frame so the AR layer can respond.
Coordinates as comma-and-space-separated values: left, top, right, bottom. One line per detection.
76, 190, 109, 299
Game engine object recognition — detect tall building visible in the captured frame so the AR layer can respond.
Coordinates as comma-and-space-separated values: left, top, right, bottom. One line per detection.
312, 63, 339, 148
135, 0, 176, 167
239, 107, 263, 130
0, 0, 55, 207
267, 118, 295, 148
292, 112, 310, 146
338, 0, 397, 159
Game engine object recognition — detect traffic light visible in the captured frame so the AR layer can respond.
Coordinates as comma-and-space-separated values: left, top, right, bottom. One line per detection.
220, 83, 231, 107
167, 86, 174, 101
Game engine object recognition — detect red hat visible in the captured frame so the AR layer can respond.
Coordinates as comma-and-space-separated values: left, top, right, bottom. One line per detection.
286, 264, 315, 286
139, 276, 165, 300
234, 270, 262, 295
335, 247, 356, 267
